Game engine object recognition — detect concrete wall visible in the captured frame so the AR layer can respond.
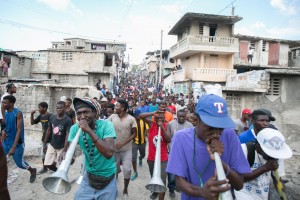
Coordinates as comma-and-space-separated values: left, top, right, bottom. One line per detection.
279, 44, 289, 67
226, 70, 270, 89
225, 75, 300, 150
51, 74, 88, 85
8, 56, 31, 78
47, 51, 105, 74
216, 24, 232, 37
17, 51, 48, 72
0, 83, 101, 134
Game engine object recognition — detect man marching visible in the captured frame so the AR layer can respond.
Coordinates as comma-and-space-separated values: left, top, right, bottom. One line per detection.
166, 94, 251, 199
68, 97, 117, 200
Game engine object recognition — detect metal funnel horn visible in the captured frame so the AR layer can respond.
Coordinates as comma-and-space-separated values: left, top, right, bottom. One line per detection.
42, 169, 71, 194
145, 127, 167, 193
43, 128, 82, 194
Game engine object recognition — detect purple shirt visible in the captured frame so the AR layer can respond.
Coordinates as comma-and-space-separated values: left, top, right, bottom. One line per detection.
166, 128, 251, 200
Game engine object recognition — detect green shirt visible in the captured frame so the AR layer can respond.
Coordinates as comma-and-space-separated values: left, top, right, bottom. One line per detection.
68, 120, 116, 177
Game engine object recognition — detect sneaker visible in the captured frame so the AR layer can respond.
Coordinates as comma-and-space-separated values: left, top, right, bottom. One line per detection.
169, 191, 176, 199
130, 172, 138, 181
150, 192, 158, 199
122, 193, 129, 200
29, 168, 37, 183
37, 168, 48, 175
138, 159, 143, 166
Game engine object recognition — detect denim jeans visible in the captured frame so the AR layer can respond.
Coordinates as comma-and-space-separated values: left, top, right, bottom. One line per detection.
167, 173, 176, 192
75, 172, 118, 200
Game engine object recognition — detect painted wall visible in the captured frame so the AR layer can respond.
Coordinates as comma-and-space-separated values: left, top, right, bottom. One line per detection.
268, 42, 280, 65
226, 70, 270, 89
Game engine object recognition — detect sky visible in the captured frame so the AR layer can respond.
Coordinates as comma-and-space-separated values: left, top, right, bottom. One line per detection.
1, 0, 300, 64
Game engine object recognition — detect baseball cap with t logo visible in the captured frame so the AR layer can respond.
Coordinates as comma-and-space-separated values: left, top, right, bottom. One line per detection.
195, 94, 235, 128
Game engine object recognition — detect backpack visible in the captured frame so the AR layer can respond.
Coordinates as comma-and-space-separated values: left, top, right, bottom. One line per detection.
246, 141, 256, 167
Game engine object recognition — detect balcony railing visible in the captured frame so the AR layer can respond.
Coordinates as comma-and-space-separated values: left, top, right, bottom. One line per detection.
190, 68, 237, 82
170, 35, 239, 58
172, 70, 185, 82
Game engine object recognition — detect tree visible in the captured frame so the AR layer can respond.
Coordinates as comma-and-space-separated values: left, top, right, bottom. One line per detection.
131, 64, 138, 72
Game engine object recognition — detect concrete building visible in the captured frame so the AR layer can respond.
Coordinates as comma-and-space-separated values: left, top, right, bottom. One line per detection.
234, 35, 300, 73
17, 38, 126, 91
165, 12, 242, 94
0, 50, 32, 81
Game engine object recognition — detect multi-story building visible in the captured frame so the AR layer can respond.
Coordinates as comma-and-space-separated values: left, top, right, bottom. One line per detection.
17, 38, 126, 90
165, 12, 242, 94
233, 35, 300, 73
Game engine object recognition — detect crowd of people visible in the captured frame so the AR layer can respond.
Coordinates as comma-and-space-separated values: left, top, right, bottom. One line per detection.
0, 79, 294, 200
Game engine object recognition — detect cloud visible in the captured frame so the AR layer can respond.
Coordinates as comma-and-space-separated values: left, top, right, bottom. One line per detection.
159, 4, 185, 16
270, 0, 297, 15
253, 21, 266, 29
266, 26, 300, 39
37, 0, 83, 15
37, 0, 70, 10
234, 26, 256, 36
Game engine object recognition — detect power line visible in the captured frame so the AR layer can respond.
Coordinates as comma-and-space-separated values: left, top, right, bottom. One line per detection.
0, 18, 123, 42
217, 0, 237, 15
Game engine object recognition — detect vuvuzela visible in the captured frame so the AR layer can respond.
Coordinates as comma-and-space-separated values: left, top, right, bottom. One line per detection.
43, 128, 82, 194
214, 152, 233, 200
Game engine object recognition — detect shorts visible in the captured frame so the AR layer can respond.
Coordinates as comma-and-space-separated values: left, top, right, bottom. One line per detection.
44, 144, 64, 166
114, 149, 132, 179
147, 160, 167, 185
132, 142, 146, 161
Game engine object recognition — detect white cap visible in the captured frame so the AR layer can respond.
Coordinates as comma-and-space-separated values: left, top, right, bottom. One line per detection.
257, 128, 293, 159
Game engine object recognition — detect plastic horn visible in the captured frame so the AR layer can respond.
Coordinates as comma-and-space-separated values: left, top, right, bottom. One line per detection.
214, 152, 233, 200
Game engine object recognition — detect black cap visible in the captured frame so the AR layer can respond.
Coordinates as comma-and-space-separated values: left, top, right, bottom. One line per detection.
255, 109, 276, 121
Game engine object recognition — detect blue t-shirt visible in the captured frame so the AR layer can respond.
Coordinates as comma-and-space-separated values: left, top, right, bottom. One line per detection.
149, 103, 159, 112
138, 105, 149, 114
4, 108, 24, 146
239, 129, 255, 144
166, 128, 251, 200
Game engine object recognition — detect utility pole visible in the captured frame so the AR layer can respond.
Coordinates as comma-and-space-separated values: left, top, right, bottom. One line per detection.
159, 30, 163, 84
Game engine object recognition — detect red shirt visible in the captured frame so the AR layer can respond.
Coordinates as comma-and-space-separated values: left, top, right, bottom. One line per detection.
147, 123, 168, 162
167, 105, 176, 114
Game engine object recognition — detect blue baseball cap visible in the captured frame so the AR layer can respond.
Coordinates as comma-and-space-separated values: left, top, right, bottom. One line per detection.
195, 94, 235, 128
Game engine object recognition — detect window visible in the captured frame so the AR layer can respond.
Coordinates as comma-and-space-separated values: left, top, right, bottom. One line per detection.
262, 41, 266, 51
266, 77, 281, 96
293, 50, 296, 59
18, 57, 25, 66
59, 75, 69, 83
250, 41, 256, 49
225, 93, 241, 108
62, 52, 73, 61
199, 23, 204, 35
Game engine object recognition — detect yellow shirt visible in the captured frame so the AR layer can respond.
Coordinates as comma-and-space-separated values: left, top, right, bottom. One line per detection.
134, 119, 149, 144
